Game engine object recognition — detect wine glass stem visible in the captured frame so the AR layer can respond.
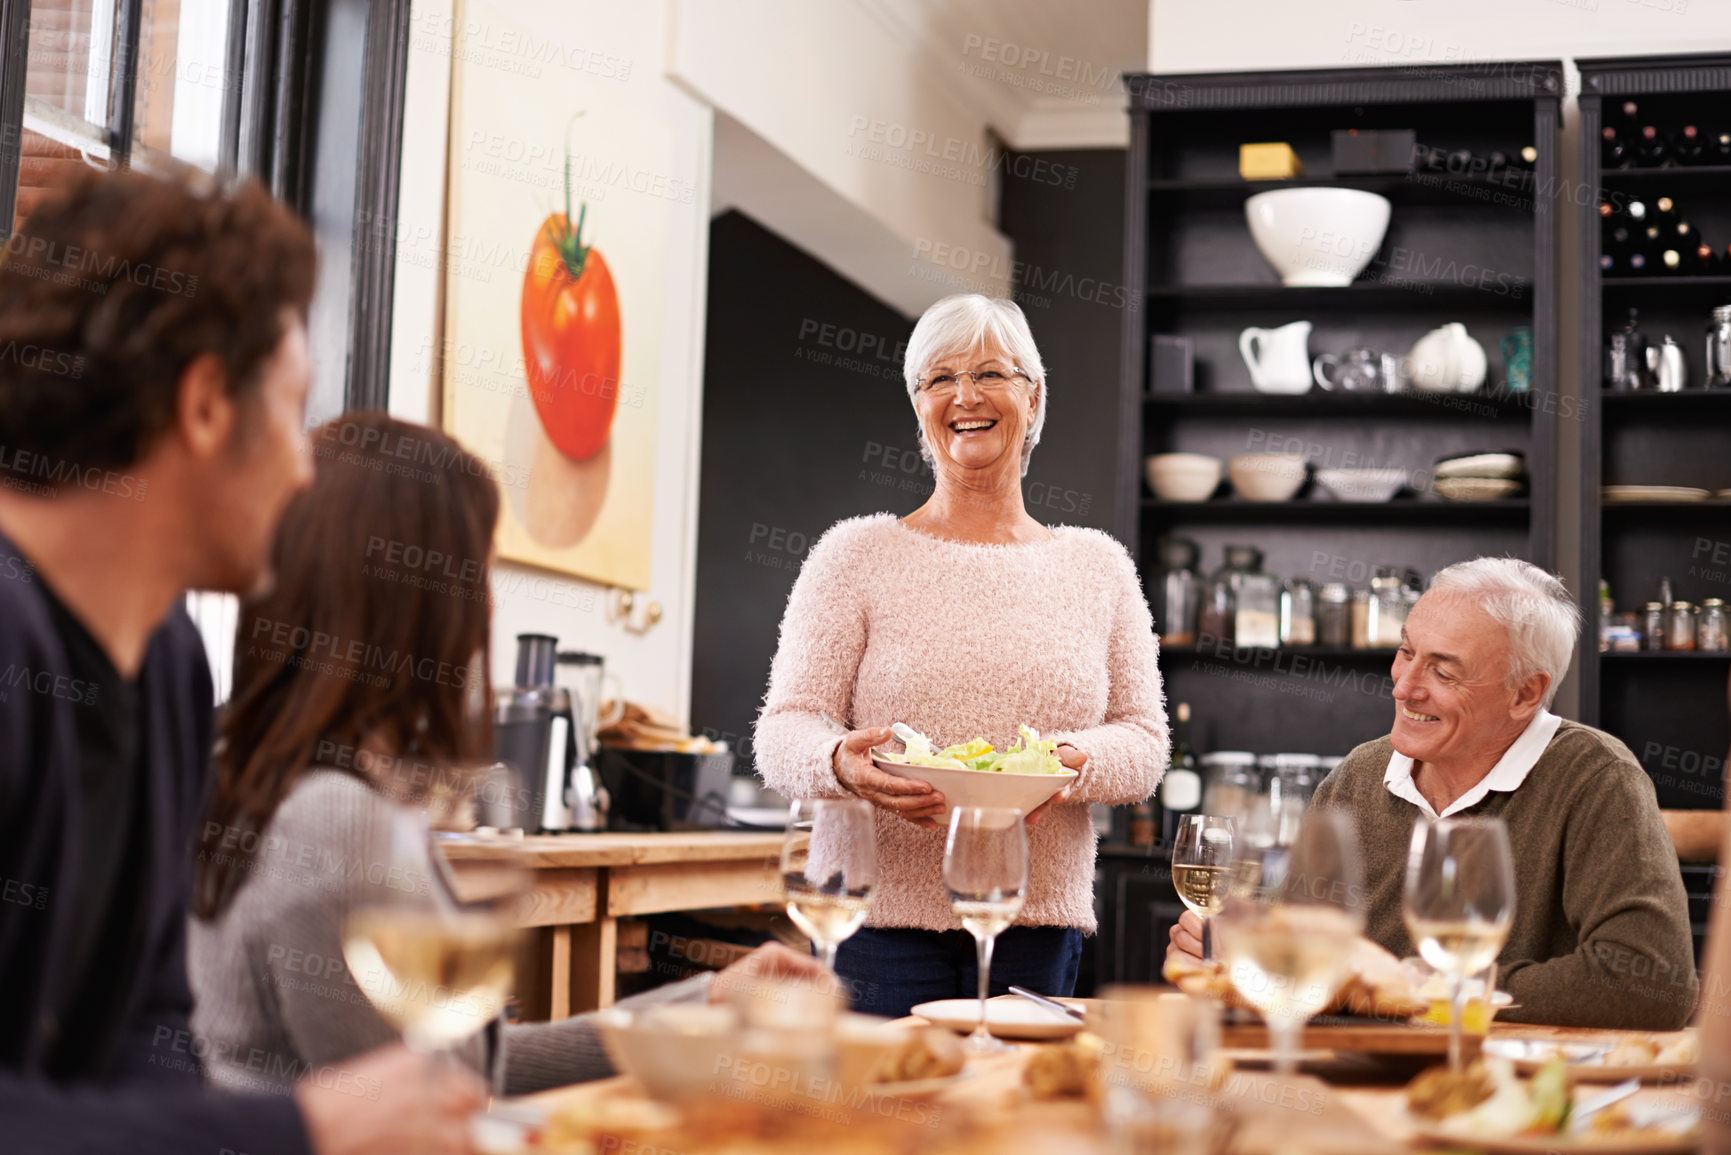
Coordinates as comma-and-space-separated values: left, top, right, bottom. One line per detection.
1448, 972, 1465, 1072
1269, 1016, 1301, 1077
973, 931, 997, 1045
819, 939, 840, 972
1200, 917, 1212, 962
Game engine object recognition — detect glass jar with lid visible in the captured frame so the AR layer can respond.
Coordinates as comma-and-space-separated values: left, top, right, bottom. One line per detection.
1668, 601, 1698, 651
1148, 536, 1202, 646
1280, 578, 1316, 646
1268, 753, 1318, 814
1350, 588, 1373, 648
1200, 545, 1264, 646
1235, 572, 1281, 649
1200, 751, 1259, 818
1701, 599, 1729, 653
1643, 602, 1667, 650
1367, 565, 1408, 647
1316, 583, 1351, 647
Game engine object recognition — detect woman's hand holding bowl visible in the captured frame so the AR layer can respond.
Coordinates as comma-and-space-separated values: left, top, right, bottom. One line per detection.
832, 725, 948, 830
1023, 743, 1084, 828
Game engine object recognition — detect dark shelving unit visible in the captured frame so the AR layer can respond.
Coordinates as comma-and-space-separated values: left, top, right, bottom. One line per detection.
1577, 53, 1731, 811
1119, 61, 1560, 763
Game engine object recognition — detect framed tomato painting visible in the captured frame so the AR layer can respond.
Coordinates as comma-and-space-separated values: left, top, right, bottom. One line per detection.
440, 0, 688, 589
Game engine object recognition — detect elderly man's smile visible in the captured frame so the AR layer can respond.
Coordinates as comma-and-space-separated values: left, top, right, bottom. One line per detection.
1400, 706, 1440, 723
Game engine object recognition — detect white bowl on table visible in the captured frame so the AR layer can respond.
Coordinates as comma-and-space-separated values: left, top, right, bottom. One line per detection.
1144, 453, 1223, 502
1245, 187, 1392, 287
593, 1004, 739, 1102
1227, 453, 1308, 502
870, 754, 1077, 823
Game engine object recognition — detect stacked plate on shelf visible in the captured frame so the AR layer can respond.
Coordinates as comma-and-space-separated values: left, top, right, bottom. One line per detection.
1432, 451, 1526, 502
1601, 485, 1719, 502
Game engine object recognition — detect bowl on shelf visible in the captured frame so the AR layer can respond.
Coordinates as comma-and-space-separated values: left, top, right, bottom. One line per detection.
1227, 453, 1309, 502
1434, 477, 1523, 502
1145, 452, 1223, 501
1244, 188, 1393, 287
1315, 467, 1409, 503
1434, 451, 1525, 481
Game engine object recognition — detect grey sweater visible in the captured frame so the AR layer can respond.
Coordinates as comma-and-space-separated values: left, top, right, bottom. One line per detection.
1311, 720, 1697, 1030
188, 770, 707, 1096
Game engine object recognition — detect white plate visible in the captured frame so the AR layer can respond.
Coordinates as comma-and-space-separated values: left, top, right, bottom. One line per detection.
1435, 477, 1523, 502
911, 996, 1086, 1040
871, 755, 1076, 823
1411, 1100, 1700, 1153
1434, 452, 1526, 480
1602, 486, 1714, 503
1484, 1036, 1696, 1084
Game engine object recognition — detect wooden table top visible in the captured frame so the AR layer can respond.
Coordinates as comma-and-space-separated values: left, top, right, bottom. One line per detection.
519, 1014, 1705, 1154
441, 830, 784, 868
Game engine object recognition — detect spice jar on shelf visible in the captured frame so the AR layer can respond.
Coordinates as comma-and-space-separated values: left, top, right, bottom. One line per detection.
1235, 571, 1281, 649
1643, 602, 1667, 651
1667, 600, 1697, 651
1316, 583, 1351, 648
1149, 536, 1202, 646
1350, 588, 1373, 648
1200, 545, 1264, 646
1700, 599, 1728, 652
1280, 579, 1316, 646
1368, 566, 1408, 648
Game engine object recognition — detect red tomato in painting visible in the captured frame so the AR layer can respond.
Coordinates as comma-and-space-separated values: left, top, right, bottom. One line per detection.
521, 213, 621, 462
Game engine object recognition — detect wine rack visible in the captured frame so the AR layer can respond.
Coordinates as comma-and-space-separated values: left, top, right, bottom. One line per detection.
1578, 53, 1731, 811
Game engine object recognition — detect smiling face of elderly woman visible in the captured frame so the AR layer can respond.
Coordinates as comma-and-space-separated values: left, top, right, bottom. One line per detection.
913, 343, 1038, 479
904, 295, 1047, 482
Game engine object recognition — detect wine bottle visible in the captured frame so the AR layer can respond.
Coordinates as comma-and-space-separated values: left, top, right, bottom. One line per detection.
1627, 199, 1649, 226
1713, 132, 1731, 165
1636, 126, 1670, 167
1157, 703, 1200, 848
1605, 224, 1634, 275
1676, 125, 1707, 165
1661, 248, 1683, 275
1695, 242, 1718, 276
1520, 145, 1538, 167
1653, 197, 1679, 231
1601, 126, 1628, 170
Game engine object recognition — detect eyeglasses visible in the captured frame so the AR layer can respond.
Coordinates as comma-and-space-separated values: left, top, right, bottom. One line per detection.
916, 366, 1029, 396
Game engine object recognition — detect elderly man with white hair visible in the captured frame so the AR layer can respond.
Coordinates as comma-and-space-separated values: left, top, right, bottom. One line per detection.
755, 293, 1168, 1019
1170, 557, 1696, 1030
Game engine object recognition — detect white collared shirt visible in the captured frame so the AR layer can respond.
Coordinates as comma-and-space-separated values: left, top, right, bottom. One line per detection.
1383, 709, 1563, 819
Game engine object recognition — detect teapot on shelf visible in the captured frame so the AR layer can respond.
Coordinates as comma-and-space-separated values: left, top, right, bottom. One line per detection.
1238, 320, 1313, 394
1406, 323, 1487, 394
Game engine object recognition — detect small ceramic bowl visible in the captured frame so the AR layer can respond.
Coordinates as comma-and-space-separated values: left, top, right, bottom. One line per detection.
1227, 453, 1308, 502
1144, 453, 1223, 502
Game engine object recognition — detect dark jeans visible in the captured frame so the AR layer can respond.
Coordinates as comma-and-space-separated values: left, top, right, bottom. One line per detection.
833, 925, 1085, 1019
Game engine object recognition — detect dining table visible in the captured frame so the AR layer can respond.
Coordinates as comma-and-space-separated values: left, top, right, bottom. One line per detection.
516, 1001, 1709, 1154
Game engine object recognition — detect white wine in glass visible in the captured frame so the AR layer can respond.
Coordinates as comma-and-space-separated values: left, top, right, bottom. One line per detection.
1171, 814, 1234, 959
944, 806, 1029, 1054
341, 762, 530, 1057
1215, 806, 1363, 1075
1403, 817, 1515, 1071
782, 798, 878, 972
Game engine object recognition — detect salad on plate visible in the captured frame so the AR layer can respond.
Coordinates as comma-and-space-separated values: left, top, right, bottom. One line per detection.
877, 725, 1066, 776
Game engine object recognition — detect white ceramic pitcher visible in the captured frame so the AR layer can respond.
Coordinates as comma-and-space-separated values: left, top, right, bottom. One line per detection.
1238, 321, 1313, 394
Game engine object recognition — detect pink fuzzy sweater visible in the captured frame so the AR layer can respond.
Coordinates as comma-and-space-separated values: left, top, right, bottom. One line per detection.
754, 514, 1169, 933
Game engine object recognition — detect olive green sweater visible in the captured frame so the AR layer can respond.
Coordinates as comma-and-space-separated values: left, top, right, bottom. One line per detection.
1311, 720, 1697, 1030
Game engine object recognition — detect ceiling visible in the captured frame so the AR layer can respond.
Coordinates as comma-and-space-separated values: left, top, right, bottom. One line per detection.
863, 0, 1149, 149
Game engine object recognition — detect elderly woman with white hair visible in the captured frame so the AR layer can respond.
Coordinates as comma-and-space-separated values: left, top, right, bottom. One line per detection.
1169, 556, 1696, 1030
754, 294, 1168, 1018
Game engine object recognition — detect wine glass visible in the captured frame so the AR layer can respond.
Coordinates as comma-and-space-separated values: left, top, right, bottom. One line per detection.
342, 761, 531, 1057
1403, 817, 1515, 1071
944, 806, 1029, 1054
1213, 806, 1363, 1075
1171, 814, 1234, 960
781, 798, 878, 972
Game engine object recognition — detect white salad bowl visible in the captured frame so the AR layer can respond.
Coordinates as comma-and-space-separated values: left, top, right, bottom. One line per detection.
871, 753, 1077, 822
1244, 187, 1392, 287
1314, 467, 1409, 503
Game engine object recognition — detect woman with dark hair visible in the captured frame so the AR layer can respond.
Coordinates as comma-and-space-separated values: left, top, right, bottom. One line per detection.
189, 412, 820, 1096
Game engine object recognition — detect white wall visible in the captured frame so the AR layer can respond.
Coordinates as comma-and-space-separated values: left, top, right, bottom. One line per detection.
671, 0, 1012, 313
389, 0, 711, 723
1149, 0, 1727, 72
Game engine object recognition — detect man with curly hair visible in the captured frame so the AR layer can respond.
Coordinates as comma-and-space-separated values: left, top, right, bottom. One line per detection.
0, 170, 482, 1154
